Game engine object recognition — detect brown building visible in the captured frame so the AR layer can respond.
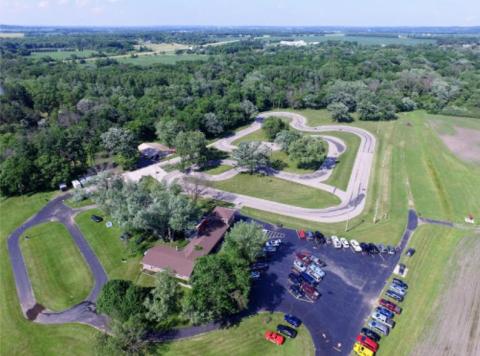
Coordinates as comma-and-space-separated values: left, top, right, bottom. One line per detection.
141, 207, 236, 281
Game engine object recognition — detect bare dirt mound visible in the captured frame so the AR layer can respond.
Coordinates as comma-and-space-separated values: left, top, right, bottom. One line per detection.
439, 126, 480, 164
412, 235, 480, 356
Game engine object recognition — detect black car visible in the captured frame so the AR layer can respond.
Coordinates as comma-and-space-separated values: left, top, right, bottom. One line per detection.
386, 289, 404, 302
368, 243, 380, 254
251, 262, 269, 271
392, 278, 408, 289
406, 248, 416, 257
360, 242, 369, 252
284, 314, 302, 328
360, 327, 381, 342
386, 245, 396, 255
398, 263, 406, 275
90, 215, 103, 223
288, 272, 302, 285
277, 324, 297, 338
289, 284, 305, 300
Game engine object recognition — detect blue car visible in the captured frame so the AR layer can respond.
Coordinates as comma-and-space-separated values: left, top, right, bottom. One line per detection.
284, 314, 302, 328
376, 306, 394, 319
300, 272, 317, 286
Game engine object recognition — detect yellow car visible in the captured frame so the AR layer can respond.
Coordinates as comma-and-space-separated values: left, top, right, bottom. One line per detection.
353, 342, 375, 356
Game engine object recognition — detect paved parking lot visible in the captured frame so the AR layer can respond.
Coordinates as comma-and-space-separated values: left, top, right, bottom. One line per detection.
242, 217, 405, 356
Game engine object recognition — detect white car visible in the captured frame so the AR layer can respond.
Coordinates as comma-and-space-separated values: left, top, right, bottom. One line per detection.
308, 263, 326, 281
340, 237, 350, 248
350, 239, 362, 252
331, 235, 342, 249
266, 239, 282, 247
293, 260, 307, 272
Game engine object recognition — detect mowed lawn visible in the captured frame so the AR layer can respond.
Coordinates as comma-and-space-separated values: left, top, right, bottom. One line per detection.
156, 312, 314, 356
0, 193, 97, 355
377, 225, 464, 356
20, 222, 93, 311
200, 164, 233, 175
232, 128, 269, 145
212, 173, 340, 209
75, 208, 144, 283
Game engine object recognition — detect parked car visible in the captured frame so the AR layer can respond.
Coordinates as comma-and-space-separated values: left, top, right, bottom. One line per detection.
377, 243, 388, 253
301, 282, 320, 301
284, 314, 302, 327
392, 278, 408, 289
340, 237, 350, 248
250, 271, 261, 280
289, 284, 306, 300
368, 320, 389, 336
387, 245, 396, 255
360, 242, 369, 252
375, 306, 394, 319
297, 229, 306, 239
266, 239, 282, 247
368, 243, 380, 254
277, 324, 297, 338
293, 260, 307, 273
398, 263, 406, 275
353, 342, 375, 356
265, 331, 285, 345
314, 230, 324, 239
360, 327, 381, 342
386, 289, 404, 302
406, 248, 416, 257
371, 312, 389, 324
325, 236, 332, 245
251, 262, 269, 271
307, 263, 325, 282
350, 239, 362, 252
90, 215, 103, 223
295, 251, 311, 264
356, 334, 379, 352
263, 245, 277, 254
310, 255, 326, 267
379, 298, 402, 314
331, 235, 342, 248
306, 230, 314, 240
300, 271, 317, 287
288, 271, 301, 283
315, 235, 326, 244
389, 284, 407, 296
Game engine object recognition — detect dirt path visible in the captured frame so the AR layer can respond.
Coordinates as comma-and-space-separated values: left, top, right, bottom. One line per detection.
412, 235, 480, 356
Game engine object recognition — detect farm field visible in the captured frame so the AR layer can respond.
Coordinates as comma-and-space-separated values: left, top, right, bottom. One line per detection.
212, 173, 341, 209
19, 221, 93, 311
156, 312, 314, 356
30, 50, 97, 59
261, 34, 437, 45
0, 193, 97, 356
0, 32, 24, 38
116, 53, 209, 65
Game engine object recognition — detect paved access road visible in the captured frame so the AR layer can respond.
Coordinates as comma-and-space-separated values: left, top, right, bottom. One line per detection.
7, 195, 109, 330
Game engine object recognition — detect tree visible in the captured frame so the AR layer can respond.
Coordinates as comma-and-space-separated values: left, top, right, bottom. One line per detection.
274, 130, 302, 151
223, 221, 267, 263
232, 141, 270, 174
182, 254, 250, 324
101, 127, 138, 170
175, 131, 207, 170
262, 117, 288, 140
144, 270, 180, 324
202, 112, 224, 136
0, 154, 38, 196
399, 97, 417, 112
288, 136, 327, 170
327, 102, 352, 122
155, 119, 184, 147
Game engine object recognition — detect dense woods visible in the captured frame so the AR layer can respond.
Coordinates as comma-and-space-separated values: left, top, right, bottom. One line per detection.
1, 31, 480, 196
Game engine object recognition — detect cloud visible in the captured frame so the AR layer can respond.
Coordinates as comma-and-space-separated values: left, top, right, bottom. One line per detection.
37, 0, 49, 8
57, 0, 68, 5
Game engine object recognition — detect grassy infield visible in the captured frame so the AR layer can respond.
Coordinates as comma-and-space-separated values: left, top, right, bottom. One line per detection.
2, 109, 479, 355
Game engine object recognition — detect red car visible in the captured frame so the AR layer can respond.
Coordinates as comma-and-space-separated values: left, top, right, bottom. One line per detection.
379, 298, 402, 314
295, 251, 311, 263
265, 331, 285, 345
356, 334, 379, 352
297, 230, 306, 239
300, 282, 320, 301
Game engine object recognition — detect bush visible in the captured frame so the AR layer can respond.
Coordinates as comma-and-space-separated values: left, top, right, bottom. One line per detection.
262, 117, 288, 140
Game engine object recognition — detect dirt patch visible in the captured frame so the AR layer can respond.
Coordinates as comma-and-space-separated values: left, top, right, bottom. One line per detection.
438, 126, 480, 164
412, 235, 480, 356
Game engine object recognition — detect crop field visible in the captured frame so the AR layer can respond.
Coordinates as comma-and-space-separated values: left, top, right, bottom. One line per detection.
136, 42, 192, 52
20, 222, 93, 311
0, 193, 97, 356
116, 53, 209, 65
30, 50, 97, 59
0, 32, 24, 38
262, 34, 437, 45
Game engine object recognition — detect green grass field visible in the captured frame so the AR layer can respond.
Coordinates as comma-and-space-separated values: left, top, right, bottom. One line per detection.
63, 198, 95, 209
156, 312, 314, 356
376, 225, 465, 356
19, 222, 93, 311
232, 128, 269, 145
212, 173, 340, 209
74, 208, 146, 284
0, 193, 98, 355
117, 53, 209, 65
270, 150, 316, 174
200, 164, 234, 175
30, 50, 96, 60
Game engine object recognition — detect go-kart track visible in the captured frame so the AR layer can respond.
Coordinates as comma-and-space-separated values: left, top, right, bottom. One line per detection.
124, 111, 376, 223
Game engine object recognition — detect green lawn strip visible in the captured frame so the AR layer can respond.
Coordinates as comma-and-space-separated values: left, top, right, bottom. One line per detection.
19, 222, 93, 311
155, 312, 314, 356
270, 150, 316, 174
63, 198, 95, 209
232, 128, 269, 145
74, 208, 143, 282
0, 193, 97, 355
30, 50, 97, 59
200, 164, 233, 175
321, 131, 361, 191
212, 173, 340, 209
376, 225, 464, 356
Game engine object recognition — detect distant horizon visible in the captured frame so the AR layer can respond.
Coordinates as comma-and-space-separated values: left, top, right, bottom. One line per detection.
0, 0, 478, 28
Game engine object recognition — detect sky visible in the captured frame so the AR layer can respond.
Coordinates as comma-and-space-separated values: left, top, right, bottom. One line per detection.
0, 0, 479, 27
